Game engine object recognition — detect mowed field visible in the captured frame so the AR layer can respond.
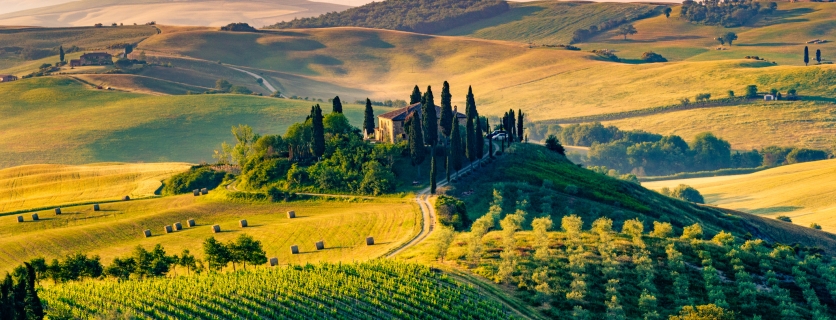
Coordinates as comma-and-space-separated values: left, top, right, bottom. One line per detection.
604, 101, 836, 150
644, 159, 836, 232
0, 162, 190, 212
0, 77, 385, 168
0, 191, 419, 273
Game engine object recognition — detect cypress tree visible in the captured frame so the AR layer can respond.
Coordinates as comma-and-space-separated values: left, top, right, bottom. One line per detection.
23, 262, 43, 320
59, 45, 65, 63
363, 98, 375, 137
439, 81, 454, 138
410, 85, 422, 104
487, 118, 494, 157
465, 86, 476, 164
422, 86, 438, 146
408, 111, 425, 175
312, 105, 325, 159
816, 49, 822, 64
804, 46, 810, 66
332, 96, 343, 113
475, 116, 484, 159
507, 109, 516, 144
517, 109, 524, 143
445, 153, 451, 182
450, 108, 463, 171
430, 152, 437, 194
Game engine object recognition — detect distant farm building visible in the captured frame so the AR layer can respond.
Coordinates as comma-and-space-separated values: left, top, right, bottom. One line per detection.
0, 74, 18, 82
764, 95, 775, 101
72, 52, 114, 66
375, 103, 467, 143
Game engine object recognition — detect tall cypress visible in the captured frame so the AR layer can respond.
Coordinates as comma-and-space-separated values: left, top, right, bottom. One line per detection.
332, 96, 343, 113
816, 49, 822, 64
465, 86, 476, 164
487, 118, 494, 157
59, 45, 65, 63
23, 262, 43, 319
439, 81, 454, 138
408, 111, 425, 173
517, 109, 524, 142
475, 116, 484, 159
804, 46, 810, 66
430, 153, 437, 194
312, 105, 325, 159
507, 109, 516, 144
363, 98, 375, 137
422, 86, 438, 146
450, 108, 463, 171
445, 153, 451, 182
410, 85, 422, 104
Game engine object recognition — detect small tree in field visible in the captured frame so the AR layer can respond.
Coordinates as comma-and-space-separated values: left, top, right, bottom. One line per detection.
545, 135, 565, 155
664, 7, 672, 18
618, 24, 637, 40
722, 32, 738, 46
745, 85, 758, 99
816, 49, 822, 64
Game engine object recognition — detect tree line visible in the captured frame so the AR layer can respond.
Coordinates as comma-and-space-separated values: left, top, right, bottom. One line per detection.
680, 0, 777, 27
266, 0, 510, 34
570, 7, 660, 43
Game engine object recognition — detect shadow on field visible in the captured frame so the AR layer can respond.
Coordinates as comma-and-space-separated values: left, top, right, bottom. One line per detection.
597, 35, 702, 44
748, 206, 803, 215
750, 7, 814, 27
737, 42, 800, 47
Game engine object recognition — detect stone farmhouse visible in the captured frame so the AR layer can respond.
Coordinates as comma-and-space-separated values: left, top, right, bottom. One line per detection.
69, 52, 113, 67
0, 74, 18, 82
375, 103, 467, 143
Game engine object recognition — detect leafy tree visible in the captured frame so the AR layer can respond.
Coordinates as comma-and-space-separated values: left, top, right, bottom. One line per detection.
434, 226, 456, 262
59, 45, 65, 63
332, 96, 343, 113
311, 105, 325, 159
229, 234, 267, 270
816, 49, 822, 64
203, 237, 231, 271
104, 257, 135, 280
745, 85, 758, 98
410, 85, 422, 104
439, 81, 454, 138
532, 216, 553, 262
363, 98, 375, 137
804, 46, 810, 66
691, 132, 731, 171
664, 7, 672, 18
215, 79, 233, 92
671, 184, 704, 203
231, 124, 256, 165
545, 135, 565, 155
681, 223, 703, 240
722, 32, 738, 46
617, 24, 637, 40
776, 215, 792, 222
716, 37, 725, 46
651, 221, 673, 238
422, 87, 438, 146
114, 58, 132, 69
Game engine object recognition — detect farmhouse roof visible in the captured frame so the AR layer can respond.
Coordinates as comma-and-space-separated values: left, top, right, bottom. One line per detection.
378, 102, 467, 121
81, 52, 112, 58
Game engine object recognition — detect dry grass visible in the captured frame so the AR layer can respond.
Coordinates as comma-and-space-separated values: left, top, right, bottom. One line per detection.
643, 159, 836, 232
0, 162, 190, 212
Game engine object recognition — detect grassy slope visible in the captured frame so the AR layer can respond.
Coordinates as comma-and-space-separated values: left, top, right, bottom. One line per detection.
73, 74, 214, 95
0, 190, 419, 272
0, 77, 391, 168
441, 1, 660, 45
603, 101, 836, 150
644, 159, 836, 232
0, 162, 190, 212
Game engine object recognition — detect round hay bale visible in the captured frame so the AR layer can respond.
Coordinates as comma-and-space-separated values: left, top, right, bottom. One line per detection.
269, 257, 278, 266
212, 225, 221, 233
290, 245, 299, 254
93, 204, 100, 211
239, 220, 248, 228
164, 225, 173, 233
287, 211, 296, 219
143, 229, 152, 238
315, 241, 324, 250
201, 188, 208, 195
123, 196, 130, 201
187, 219, 196, 227
193, 190, 200, 196
366, 236, 375, 246
31, 213, 39, 221
173, 222, 182, 231
54, 208, 62, 215
16, 216, 23, 223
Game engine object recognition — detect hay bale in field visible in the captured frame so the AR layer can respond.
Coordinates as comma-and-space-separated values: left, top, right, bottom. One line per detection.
123, 196, 130, 201
239, 220, 248, 228
187, 219, 196, 227
55, 208, 62, 215
164, 225, 173, 233
366, 236, 375, 245
193, 190, 200, 196
93, 204, 100, 211
212, 225, 221, 233
315, 241, 324, 250
201, 188, 208, 195
287, 211, 296, 219
269, 257, 278, 266
290, 245, 299, 254
31, 213, 39, 221
173, 222, 182, 231
16, 216, 23, 223
143, 229, 152, 237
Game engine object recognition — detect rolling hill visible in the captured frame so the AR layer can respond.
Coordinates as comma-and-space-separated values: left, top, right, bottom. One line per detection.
0, 0, 351, 28
644, 159, 836, 232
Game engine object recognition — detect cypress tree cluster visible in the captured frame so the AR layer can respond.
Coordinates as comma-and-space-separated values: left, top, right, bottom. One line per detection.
363, 98, 375, 136
408, 111, 425, 170
439, 81, 454, 139
516, 109, 524, 142
422, 86, 438, 146
1, 263, 44, 320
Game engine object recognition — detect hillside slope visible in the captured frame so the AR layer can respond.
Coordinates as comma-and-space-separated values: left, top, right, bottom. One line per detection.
644, 159, 836, 232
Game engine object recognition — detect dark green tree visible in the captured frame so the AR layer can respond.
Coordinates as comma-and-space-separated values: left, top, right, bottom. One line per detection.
664, 7, 672, 18
59, 45, 65, 63
439, 81, 454, 138
23, 262, 44, 320
723, 32, 738, 46
475, 116, 484, 159
816, 49, 822, 64
410, 85, 422, 104
517, 109, 524, 143
332, 96, 343, 113
203, 237, 231, 271
124, 44, 133, 57
465, 86, 477, 164
445, 153, 451, 182
430, 152, 437, 194
312, 105, 325, 159
363, 98, 375, 137
745, 85, 758, 99
104, 257, 135, 280
618, 24, 637, 40
804, 46, 810, 66
178, 250, 198, 276
545, 135, 565, 155
229, 234, 267, 270
408, 111, 426, 175
422, 86, 438, 146
450, 113, 463, 171
487, 118, 494, 157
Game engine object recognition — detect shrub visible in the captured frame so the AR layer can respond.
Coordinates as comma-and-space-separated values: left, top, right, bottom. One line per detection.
564, 185, 578, 195
163, 166, 226, 195
641, 52, 667, 63
651, 221, 673, 238
220, 23, 257, 32
545, 135, 565, 155
810, 223, 822, 230
776, 216, 792, 223
435, 195, 469, 231
241, 158, 291, 189
681, 223, 703, 240
670, 184, 704, 203
785, 148, 828, 164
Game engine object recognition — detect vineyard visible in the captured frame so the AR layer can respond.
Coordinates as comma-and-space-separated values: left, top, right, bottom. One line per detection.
42, 260, 514, 319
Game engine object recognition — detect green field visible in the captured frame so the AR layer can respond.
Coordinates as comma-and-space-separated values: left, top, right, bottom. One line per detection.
0, 77, 387, 168
0, 162, 190, 212
644, 159, 836, 232
0, 189, 418, 272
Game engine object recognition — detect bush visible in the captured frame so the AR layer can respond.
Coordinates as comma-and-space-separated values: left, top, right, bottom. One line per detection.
435, 195, 469, 231
220, 23, 257, 32
241, 158, 291, 189
670, 184, 704, 203
564, 185, 578, 195
776, 216, 792, 223
810, 223, 822, 230
786, 148, 828, 164
545, 135, 565, 155
641, 52, 667, 63
163, 166, 226, 195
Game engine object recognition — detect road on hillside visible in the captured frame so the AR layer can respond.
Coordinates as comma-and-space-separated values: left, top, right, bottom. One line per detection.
226, 66, 277, 93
